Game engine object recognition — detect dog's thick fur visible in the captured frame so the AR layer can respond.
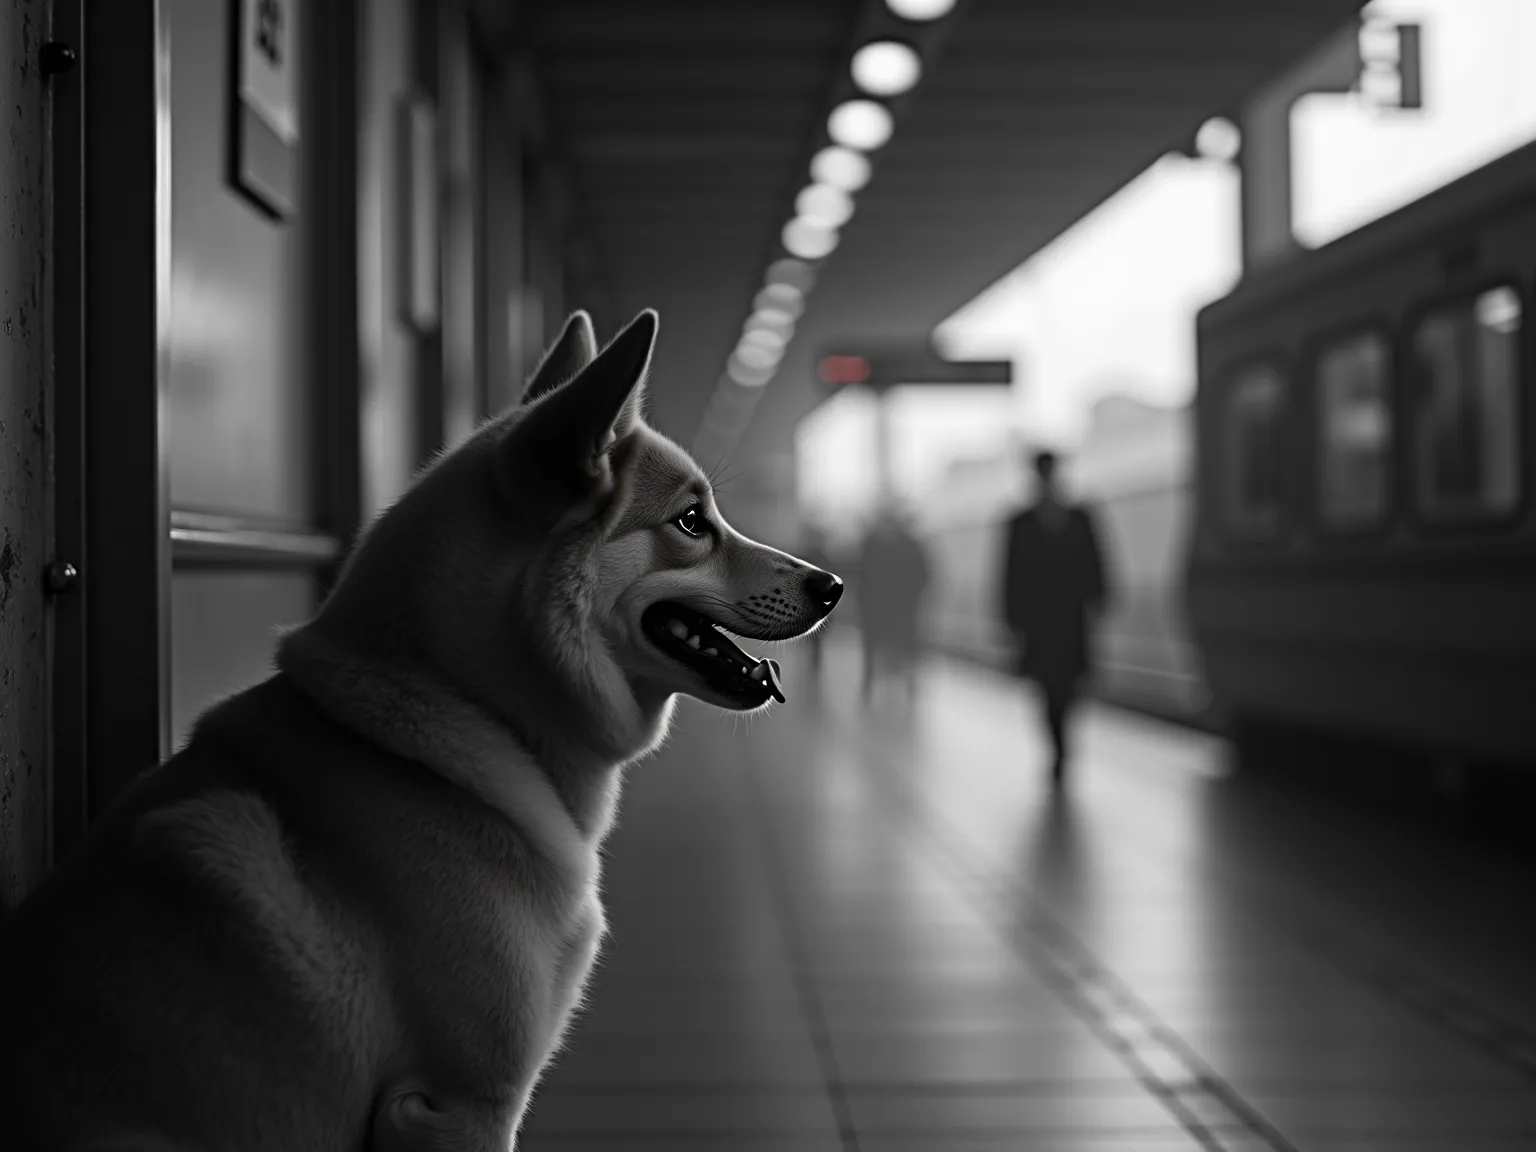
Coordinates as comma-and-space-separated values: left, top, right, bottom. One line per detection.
0, 311, 840, 1151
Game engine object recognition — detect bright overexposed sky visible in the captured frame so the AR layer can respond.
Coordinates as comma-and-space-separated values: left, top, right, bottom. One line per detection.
1293, 0, 1536, 247
797, 0, 1536, 520
797, 153, 1241, 518
933, 152, 1242, 443
796, 386, 1019, 532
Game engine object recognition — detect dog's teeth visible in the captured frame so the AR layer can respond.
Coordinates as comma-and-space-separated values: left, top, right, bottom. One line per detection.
667, 620, 688, 640
704, 647, 718, 657
749, 663, 767, 681
687, 634, 701, 649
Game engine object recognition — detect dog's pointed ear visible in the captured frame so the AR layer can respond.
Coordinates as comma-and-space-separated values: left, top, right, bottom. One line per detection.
541, 309, 654, 444
522, 311, 598, 405
498, 310, 658, 521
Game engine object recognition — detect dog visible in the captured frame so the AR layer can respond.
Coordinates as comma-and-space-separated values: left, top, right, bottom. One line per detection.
0, 309, 844, 1150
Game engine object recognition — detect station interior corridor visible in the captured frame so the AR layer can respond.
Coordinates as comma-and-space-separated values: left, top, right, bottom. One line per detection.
522, 632, 1536, 1151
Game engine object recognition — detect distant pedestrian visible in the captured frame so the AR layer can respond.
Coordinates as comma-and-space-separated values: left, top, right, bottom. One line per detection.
1001, 450, 1110, 784
856, 505, 931, 703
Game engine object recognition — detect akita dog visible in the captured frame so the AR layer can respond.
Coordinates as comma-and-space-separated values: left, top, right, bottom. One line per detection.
0, 310, 843, 1150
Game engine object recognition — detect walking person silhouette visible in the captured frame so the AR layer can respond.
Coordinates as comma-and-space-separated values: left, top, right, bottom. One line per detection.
1001, 450, 1110, 785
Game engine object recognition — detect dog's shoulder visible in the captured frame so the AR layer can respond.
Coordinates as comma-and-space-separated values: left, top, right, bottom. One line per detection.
117, 680, 387, 1000
130, 784, 374, 1007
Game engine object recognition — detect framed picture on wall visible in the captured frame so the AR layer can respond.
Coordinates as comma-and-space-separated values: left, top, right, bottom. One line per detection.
231, 0, 300, 220
397, 93, 441, 334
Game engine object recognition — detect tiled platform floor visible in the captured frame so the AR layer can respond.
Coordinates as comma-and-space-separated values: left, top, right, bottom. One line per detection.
521, 633, 1536, 1151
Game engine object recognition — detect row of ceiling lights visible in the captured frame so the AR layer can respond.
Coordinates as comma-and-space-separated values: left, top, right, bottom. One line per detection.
709, 0, 959, 416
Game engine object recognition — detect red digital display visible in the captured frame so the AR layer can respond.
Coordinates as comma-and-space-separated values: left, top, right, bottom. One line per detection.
817, 355, 870, 386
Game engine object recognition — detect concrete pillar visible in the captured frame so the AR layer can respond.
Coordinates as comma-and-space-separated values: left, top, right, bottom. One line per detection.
1240, 19, 1363, 272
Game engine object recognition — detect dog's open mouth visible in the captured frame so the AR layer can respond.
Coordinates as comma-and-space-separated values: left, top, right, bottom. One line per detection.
641, 602, 785, 705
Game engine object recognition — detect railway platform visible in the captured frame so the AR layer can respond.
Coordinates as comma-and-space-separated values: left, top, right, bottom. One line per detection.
523, 631, 1536, 1151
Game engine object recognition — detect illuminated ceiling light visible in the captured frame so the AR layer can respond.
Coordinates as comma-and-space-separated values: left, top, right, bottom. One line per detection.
851, 40, 922, 97
746, 308, 795, 340
810, 145, 872, 193
783, 217, 840, 261
753, 293, 801, 326
795, 183, 854, 229
1476, 286, 1522, 334
885, 0, 957, 20
827, 99, 893, 152
741, 327, 788, 355
754, 303, 800, 330
766, 258, 817, 294
734, 340, 782, 372
757, 281, 803, 313
1194, 116, 1241, 163
727, 355, 775, 388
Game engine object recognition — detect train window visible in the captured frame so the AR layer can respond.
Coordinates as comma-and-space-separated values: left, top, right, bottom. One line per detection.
1316, 331, 1392, 531
1221, 363, 1287, 538
1408, 286, 1522, 524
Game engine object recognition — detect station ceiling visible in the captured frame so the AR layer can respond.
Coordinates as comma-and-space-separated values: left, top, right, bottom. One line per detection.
523, 0, 1366, 472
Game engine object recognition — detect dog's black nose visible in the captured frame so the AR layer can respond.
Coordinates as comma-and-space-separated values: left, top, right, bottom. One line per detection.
804, 569, 843, 611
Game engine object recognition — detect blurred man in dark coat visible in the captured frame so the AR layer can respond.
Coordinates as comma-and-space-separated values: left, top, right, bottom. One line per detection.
1001, 450, 1110, 784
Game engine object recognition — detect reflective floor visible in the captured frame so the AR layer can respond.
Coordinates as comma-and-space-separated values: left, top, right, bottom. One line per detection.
522, 632, 1536, 1151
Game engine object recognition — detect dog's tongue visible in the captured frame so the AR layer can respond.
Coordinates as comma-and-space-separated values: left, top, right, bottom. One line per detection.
748, 656, 786, 703
760, 658, 785, 703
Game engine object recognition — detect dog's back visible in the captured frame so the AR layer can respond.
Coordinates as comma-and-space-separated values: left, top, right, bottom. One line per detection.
0, 675, 561, 1150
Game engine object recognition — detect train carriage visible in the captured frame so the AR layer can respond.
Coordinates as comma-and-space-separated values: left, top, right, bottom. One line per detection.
1188, 139, 1536, 767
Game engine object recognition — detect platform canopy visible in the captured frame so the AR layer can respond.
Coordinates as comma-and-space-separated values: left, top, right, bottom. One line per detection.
504, 0, 1365, 461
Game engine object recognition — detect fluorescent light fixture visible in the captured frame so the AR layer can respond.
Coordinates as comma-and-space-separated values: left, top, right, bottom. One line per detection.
1195, 116, 1241, 163
810, 145, 872, 192
851, 40, 922, 97
754, 287, 803, 321
1477, 285, 1522, 334
746, 308, 796, 340
795, 183, 854, 229
885, 0, 956, 20
782, 217, 840, 260
734, 340, 782, 372
741, 327, 788, 355
827, 99, 893, 151
766, 258, 817, 294
727, 354, 776, 387
757, 281, 802, 311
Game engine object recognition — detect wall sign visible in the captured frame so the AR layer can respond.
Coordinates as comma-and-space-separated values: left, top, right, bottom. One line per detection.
232, 0, 300, 220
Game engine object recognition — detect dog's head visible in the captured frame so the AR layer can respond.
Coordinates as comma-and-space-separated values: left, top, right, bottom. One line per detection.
316, 310, 842, 765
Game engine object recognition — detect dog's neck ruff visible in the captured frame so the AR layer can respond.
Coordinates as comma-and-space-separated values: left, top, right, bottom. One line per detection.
276, 626, 599, 896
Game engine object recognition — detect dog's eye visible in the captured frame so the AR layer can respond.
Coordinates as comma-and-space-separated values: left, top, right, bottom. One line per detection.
674, 504, 706, 537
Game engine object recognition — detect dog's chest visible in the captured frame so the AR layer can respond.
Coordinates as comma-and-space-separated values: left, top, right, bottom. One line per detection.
379, 821, 606, 1078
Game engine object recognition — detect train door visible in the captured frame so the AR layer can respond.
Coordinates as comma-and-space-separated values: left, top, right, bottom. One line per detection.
17, 0, 530, 893
39, 0, 363, 866
161, 0, 359, 755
